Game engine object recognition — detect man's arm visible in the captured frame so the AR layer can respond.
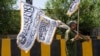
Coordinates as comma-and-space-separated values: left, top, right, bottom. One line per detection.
56, 20, 70, 30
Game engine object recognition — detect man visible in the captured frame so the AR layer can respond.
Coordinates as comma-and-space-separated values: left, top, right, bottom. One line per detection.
65, 21, 80, 56
57, 20, 89, 56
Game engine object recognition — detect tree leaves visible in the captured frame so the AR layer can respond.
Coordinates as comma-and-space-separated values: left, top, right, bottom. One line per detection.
45, 0, 100, 35
0, 0, 20, 35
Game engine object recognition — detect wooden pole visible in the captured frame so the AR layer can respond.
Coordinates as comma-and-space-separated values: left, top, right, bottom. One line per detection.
77, 7, 80, 33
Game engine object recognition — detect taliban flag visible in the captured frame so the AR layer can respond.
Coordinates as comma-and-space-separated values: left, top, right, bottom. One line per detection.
67, 0, 80, 17
17, 2, 44, 52
37, 15, 57, 45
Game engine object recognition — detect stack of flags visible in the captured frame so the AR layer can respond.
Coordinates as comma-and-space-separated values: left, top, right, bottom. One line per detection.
17, 2, 62, 52
17, 0, 77, 52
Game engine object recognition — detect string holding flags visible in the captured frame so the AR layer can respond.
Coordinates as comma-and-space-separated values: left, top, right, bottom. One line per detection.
17, 2, 44, 52
66, 0, 80, 17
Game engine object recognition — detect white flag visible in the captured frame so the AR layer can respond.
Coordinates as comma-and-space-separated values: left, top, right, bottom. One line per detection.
17, 2, 43, 52
67, 0, 80, 17
37, 15, 57, 45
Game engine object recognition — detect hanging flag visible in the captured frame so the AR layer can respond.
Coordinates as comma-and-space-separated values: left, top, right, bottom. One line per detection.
67, 0, 80, 17
17, 2, 44, 52
37, 15, 57, 45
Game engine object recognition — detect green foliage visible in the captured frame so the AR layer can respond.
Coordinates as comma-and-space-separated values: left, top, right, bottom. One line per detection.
0, 0, 20, 35
45, 0, 100, 35
79, 0, 100, 35
45, 0, 70, 36
7, 10, 20, 34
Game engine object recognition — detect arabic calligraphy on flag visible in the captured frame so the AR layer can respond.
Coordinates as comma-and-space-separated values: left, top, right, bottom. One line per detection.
67, 0, 80, 17
17, 2, 43, 52
37, 15, 57, 44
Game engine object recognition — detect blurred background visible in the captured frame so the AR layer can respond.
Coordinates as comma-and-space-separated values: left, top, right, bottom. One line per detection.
0, 0, 100, 38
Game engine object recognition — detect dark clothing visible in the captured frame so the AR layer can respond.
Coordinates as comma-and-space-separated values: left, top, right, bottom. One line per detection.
66, 30, 77, 56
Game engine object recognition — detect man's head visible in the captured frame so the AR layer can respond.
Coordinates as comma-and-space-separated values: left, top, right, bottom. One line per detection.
68, 21, 77, 30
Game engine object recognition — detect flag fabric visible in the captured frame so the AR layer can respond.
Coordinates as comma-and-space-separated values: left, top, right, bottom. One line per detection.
37, 15, 57, 45
67, 0, 80, 17
17, 1, 70, 52
17, 2, 43, 52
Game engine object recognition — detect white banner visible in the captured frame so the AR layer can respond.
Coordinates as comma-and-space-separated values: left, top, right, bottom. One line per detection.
67, 0, 80, 17
37, 15, 57, 44
17, 2, 43, 52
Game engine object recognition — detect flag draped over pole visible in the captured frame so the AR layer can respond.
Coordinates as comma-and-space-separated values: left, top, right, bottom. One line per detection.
37, 15, 57, 44
17, 2, 43, 52
67, 0, 80, 17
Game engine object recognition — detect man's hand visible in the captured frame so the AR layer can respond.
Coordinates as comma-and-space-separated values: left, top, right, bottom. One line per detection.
74, 34, 80, 40
71, 34, 80, 42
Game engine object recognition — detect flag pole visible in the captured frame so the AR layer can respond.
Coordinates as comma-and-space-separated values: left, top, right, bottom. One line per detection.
77, 0, 80, 34
77, 6, 83, 39
77, 7, 80, 33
